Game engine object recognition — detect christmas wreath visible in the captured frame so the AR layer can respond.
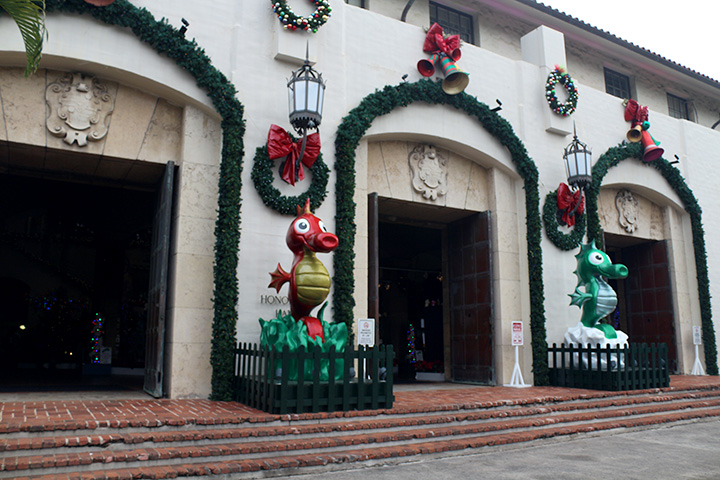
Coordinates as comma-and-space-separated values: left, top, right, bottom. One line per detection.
542, 187, 585, 251
252, 144, 329, 215
545, 66, 578, 117
271, 0, 332, 33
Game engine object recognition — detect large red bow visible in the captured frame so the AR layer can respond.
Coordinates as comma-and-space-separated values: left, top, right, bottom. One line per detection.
267, 124, 321, 186
623, 99, 648, 126
557, 183, 585, 227
422, 23, 461, 56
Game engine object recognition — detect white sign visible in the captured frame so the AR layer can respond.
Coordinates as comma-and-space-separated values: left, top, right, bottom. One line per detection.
693, 326, 702, 345
357, 318, 375, 347
511, 321, 523, 346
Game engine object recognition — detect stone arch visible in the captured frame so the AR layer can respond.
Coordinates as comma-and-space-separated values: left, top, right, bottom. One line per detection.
34, 1, 244, 399
586, 142, 717, 375
333, 79, 549, 384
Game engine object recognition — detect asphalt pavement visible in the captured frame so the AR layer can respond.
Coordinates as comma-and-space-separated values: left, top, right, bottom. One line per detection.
274, 419, 720, 480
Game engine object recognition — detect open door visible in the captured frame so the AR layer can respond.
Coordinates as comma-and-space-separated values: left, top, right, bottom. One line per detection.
448, 212, 493, 383
143, 161, 174, 397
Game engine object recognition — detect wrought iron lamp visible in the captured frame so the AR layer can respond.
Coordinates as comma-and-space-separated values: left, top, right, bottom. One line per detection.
287, 50, 326, 162
563, 124, 592, 220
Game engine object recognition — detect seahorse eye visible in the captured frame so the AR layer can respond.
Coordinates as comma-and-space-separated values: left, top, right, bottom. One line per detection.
318, 220, 328, 232
294, 219, 310, 234
588, 252, 605, 265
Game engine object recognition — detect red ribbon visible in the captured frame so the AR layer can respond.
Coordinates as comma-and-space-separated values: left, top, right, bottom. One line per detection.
267, 124, 321, 186
624, 99, 648, 126
557, 183, 585, 227
422, 23, 461, 56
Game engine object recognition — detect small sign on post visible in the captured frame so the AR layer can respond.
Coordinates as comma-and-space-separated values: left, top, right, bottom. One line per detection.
511, 321, 523, 346
505, 321, 530, 387
357, 318, 375, 347
691, 325, 705, 375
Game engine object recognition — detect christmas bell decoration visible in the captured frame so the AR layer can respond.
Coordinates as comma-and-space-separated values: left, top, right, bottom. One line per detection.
640, 129, 664, 163
417, 23, 469, 95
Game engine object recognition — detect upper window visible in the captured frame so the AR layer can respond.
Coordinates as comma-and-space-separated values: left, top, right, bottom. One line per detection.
604, 68, 631, 99
667, 93, 691, 120
345, 0, 365, 7
430, 2, 474, 44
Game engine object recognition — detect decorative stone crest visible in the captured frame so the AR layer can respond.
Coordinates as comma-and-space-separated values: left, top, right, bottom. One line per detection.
46, 72, 115, 146
615, 189, 639, 233
409, 144, 448, 200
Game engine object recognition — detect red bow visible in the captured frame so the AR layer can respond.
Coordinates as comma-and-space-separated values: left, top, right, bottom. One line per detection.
557, 183, 585, 227
423, 23, 461, 56
267, 124, 321, 186
624, 99, 648, 126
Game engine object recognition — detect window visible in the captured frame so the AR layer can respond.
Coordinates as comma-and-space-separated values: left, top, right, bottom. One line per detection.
604, 68, 631, 99
430, 2, 474, 44
667, 93, 691, 120
345, 0, 365, 7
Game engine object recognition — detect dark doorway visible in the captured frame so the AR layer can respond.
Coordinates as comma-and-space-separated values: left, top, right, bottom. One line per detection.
378, 222, 444, 382
0, 174, 156, 390
606, 235, 677, 372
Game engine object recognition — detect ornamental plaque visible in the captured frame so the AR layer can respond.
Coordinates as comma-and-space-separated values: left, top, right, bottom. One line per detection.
615, 189, 639, 233
409, 144, 448, 201
46, 72, 115, 146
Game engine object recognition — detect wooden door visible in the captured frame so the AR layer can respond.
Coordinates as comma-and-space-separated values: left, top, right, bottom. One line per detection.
623, 240, 677, 371
447, 212, 493, 383
143, 161, 174, 397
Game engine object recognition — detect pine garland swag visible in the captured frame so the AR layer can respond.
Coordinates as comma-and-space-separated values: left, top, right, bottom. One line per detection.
542, 189, 586, 251
44, 0, 247, 399
251, 145, 330, 215
584, 142, 717, 375
334, 79, 549, 385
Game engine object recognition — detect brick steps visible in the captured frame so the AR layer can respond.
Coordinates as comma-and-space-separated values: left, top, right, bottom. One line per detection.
2, 383, 720, 479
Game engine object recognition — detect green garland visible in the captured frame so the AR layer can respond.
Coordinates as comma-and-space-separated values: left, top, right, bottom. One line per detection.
271, 0, 331, 33
334, 79, 549, 385
251, 145, 329, 215
545, 67, 578, 117
584, 142, 717, 375
44, 0, 246, 399
542, 189, 586, 251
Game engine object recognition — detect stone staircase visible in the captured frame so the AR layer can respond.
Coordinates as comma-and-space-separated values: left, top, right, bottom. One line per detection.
2, 380, 720, 479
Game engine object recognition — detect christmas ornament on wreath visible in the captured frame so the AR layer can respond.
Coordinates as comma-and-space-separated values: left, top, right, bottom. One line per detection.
417, 23, 469, 95
271, 0, 332, 32
545, 65, 578, 116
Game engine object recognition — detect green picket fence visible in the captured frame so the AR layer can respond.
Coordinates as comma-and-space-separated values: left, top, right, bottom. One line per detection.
233, 343, 395, 414
548, 342, 670, 391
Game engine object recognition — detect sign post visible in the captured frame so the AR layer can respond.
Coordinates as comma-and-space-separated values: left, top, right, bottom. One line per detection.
504, 321, 531, 387
357, 319, 375, 381
691, 325, 705, 375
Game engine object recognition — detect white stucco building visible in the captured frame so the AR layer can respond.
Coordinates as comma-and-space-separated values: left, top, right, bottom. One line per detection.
0, 0, 717, 398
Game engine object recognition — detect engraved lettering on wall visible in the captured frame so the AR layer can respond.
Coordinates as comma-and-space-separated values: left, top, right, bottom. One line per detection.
46, 72, 115, 146
409, 144, 448, 200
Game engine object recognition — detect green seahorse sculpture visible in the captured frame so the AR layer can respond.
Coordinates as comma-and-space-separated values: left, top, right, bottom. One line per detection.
569, 241, 628, 339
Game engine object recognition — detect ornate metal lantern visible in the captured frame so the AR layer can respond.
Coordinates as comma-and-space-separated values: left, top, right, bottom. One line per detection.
563, 125, 593, 190
287, 55, 326, 136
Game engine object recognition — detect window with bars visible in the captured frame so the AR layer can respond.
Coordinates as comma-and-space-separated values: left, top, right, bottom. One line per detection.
604, 68, 631, 99
430, 2, 474, 44
667, 93, 691, 120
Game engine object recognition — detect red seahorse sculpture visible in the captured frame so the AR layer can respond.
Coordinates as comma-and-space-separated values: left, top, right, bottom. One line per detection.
268, 199, 338, 342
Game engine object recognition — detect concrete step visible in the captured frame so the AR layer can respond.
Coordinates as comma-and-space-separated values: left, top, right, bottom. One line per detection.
2, 385, 720, 479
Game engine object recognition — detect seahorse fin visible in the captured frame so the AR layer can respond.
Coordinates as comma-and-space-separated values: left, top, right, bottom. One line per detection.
269, 263, 291, 292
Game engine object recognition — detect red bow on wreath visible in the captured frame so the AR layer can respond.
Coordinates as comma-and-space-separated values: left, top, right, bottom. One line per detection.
267, 124, 321, 186
422, 23, 461, 56
557, 183, 585, 227
623, 99, 648, 127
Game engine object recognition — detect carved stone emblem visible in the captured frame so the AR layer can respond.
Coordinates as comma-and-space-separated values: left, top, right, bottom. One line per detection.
46, 72, 114, 146
409, 144, 448, 200
615, 190, 639, 233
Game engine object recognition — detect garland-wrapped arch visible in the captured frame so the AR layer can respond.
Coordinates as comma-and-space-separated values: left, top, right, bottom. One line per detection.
584, 142, 717, 375
43, 0, 245, 399
333, 79, 550, 385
